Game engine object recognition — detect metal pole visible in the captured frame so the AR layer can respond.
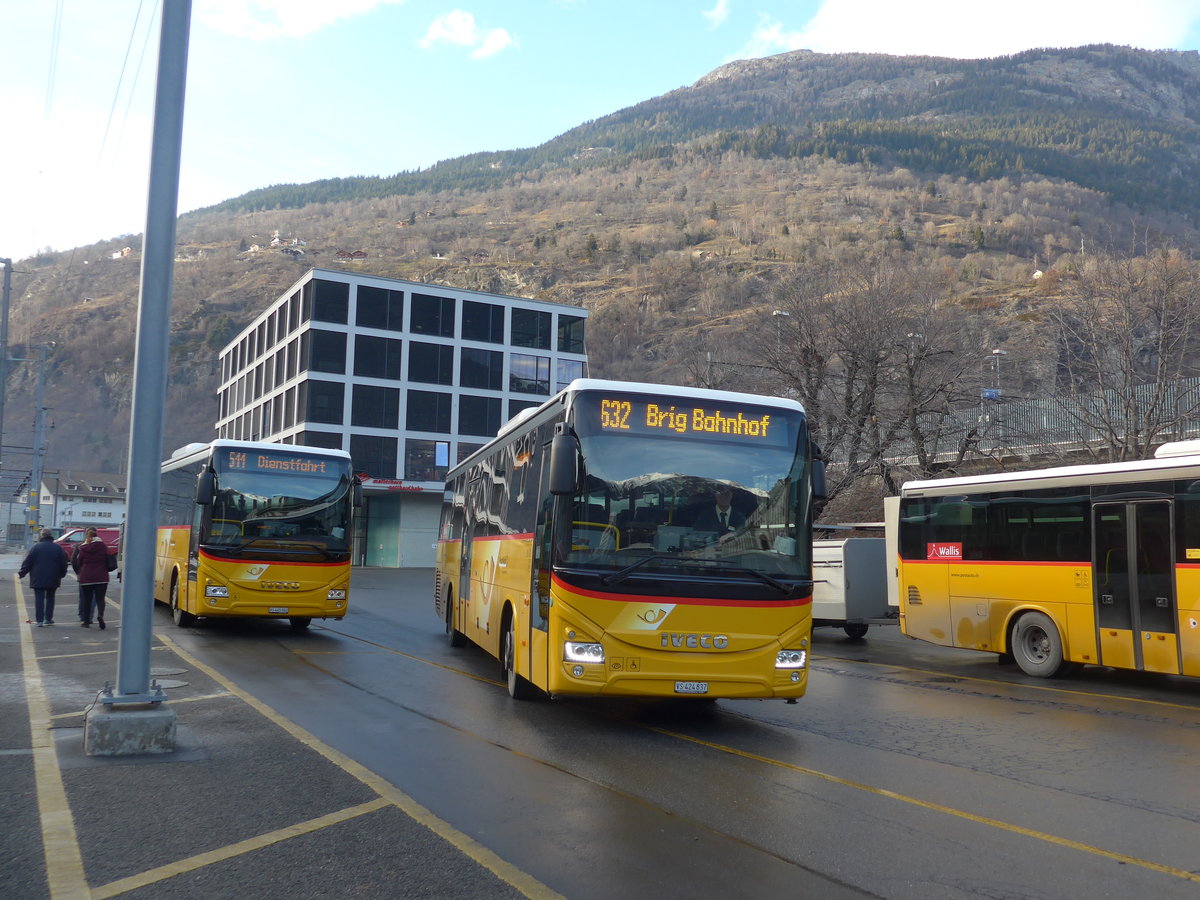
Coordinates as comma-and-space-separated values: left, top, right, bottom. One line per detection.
26, 344, 49, 534
1, 257, 12, 535
109, 0, 192, 704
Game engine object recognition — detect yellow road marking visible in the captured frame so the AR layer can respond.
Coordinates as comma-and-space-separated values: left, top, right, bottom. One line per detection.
157, 633, 565, 900
14, 574, 90, 900
90, 799, 391, 900
646, 723, 1200, 884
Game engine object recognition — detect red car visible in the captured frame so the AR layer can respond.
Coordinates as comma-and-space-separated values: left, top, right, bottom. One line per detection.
54, 527, 121, 557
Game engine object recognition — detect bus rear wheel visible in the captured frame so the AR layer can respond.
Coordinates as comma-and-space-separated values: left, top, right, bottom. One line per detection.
843, 623, 869, 639
170, 575, 196, 627
1011, 611, 1068, 678
502, 614, 538, 700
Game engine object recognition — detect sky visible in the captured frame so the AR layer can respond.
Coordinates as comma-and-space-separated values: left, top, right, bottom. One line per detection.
2, 0, 1200, 263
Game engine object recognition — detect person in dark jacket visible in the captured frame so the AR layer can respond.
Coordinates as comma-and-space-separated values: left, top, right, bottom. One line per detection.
19, 529, 69, 626
72, 527, 112, 629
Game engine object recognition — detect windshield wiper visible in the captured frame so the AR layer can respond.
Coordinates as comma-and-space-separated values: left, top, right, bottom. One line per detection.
600, 555, 678, 586
600, 555, 793, 593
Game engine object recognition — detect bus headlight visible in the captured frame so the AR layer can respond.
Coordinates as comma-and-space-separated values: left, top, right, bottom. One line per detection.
205, 585, 229, 598
327, 589, 347, 601
564, 641, 605, 664
775, 649, 807, 669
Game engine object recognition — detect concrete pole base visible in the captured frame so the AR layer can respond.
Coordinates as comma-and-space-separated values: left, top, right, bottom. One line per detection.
85, 703, 177, 756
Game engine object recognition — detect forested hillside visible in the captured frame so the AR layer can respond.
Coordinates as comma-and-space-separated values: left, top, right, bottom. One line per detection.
6, 44, 1200, 520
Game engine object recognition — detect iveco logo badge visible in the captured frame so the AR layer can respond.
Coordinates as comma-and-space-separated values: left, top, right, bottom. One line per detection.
660, 632, 730, 649
262, 581, 301, 591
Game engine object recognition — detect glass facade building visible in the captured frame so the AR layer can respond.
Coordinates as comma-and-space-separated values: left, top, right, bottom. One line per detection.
216, 268, 588, 565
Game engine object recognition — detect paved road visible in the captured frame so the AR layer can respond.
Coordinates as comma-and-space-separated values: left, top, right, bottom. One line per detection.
5, 555, 1200, 898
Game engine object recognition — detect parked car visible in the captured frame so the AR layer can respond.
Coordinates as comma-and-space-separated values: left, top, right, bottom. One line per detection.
54, 527, 121, 557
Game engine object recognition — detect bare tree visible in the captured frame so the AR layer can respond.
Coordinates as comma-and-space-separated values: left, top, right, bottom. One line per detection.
1044, 247, 1200, 460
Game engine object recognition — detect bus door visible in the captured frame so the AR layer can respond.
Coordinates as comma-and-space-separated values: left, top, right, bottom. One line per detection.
1092, 501, 1180, 674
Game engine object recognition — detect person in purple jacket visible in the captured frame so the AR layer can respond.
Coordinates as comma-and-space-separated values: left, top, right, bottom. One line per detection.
72, 527, 112, 629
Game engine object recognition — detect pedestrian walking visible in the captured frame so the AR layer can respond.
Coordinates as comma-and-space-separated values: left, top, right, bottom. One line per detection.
19, 528, 70, 626
72, 526, 113, 629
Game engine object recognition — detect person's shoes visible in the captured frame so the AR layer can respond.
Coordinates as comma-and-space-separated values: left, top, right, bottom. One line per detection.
98, 619, 106, 630
46, 620, 54, 626
81, 622, 90, 628
36, 621, 44, 627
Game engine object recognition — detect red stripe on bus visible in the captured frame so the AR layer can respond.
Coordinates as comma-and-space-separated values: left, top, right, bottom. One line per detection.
552, 574, 811, 607
197, 549, 345, 568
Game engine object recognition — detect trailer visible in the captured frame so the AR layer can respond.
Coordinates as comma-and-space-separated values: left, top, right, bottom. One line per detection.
812, 534, 895, 638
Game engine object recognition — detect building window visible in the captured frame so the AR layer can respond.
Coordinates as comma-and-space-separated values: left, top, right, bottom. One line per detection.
350, 434, 397, 479
459, 395, 502, 437
302, 329, 346, 374
456, 442, 484, 464
354, 335, 403, 380
404, 439, 449, 482
558, 314, 586, 353
351, 385, 399, 429
508, 399, 541, 420
305, 278, 349, 324
408, 341, 455, 385
510, 353, 550, 394
407, 390, 452, 433
460, 347, 503, 390
511, 308, 551, 349
299, 431, 343, 450
303, 380, 345, 425
410, 293, 455, 337
356, 285, 404, 331
557, 358, 585, 391
462, 300, 505, 343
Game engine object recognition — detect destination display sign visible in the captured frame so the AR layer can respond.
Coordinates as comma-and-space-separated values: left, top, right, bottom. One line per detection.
577, 392, 797, 448
220, 448, 337, 474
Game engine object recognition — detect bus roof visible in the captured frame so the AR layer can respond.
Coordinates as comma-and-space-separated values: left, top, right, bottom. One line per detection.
453, 378, 806, 477
901, 450, 1200, 497
563, 378, 806, 413
164, 439, 352, 469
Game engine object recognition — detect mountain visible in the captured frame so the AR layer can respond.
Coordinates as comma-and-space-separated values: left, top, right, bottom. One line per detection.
6, 44, 1200, 497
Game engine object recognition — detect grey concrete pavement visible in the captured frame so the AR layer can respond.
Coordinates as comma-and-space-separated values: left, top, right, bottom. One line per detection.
0, 552, 543, 900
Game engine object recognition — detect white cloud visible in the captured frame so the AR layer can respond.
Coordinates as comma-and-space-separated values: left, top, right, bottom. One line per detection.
419, 10, 516, 58
196, 0, 406, 41
703, 0, 730, 29
732, 1, 1200, 60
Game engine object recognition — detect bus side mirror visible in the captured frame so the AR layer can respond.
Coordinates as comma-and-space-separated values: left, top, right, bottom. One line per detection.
549, 433, 580, 496
197, 470, 214, 506
353, 480, 363, 508
810, 442, 828, 501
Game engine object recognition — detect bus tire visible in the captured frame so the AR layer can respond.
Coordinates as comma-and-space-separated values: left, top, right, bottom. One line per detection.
1011, 611, 1068, 678
502, 612, 538, 701
843, 623, 869, 639
289, 617, 311, 631
445, 588, 466, 647
170, 574, 196, 628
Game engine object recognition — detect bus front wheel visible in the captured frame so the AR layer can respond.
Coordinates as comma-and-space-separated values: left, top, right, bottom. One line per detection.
289, 617, 311, 631
502, 614, 538, 701
170, 575, 196, 628
843, 623, 869, 639
1011, 611, 1068, 678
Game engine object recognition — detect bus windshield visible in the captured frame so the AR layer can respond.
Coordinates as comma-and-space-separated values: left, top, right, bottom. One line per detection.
206, 448, 354, 561
563, 392, 812, 590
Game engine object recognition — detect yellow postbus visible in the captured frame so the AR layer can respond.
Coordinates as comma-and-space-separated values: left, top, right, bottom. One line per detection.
892, 440, 1200, 678
434, 378, 826, 700
156, 440, 358, 630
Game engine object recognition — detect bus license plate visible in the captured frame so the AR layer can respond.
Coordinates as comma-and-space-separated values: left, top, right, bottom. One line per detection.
269, 607, 289, 614
675, 681, 708, 695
